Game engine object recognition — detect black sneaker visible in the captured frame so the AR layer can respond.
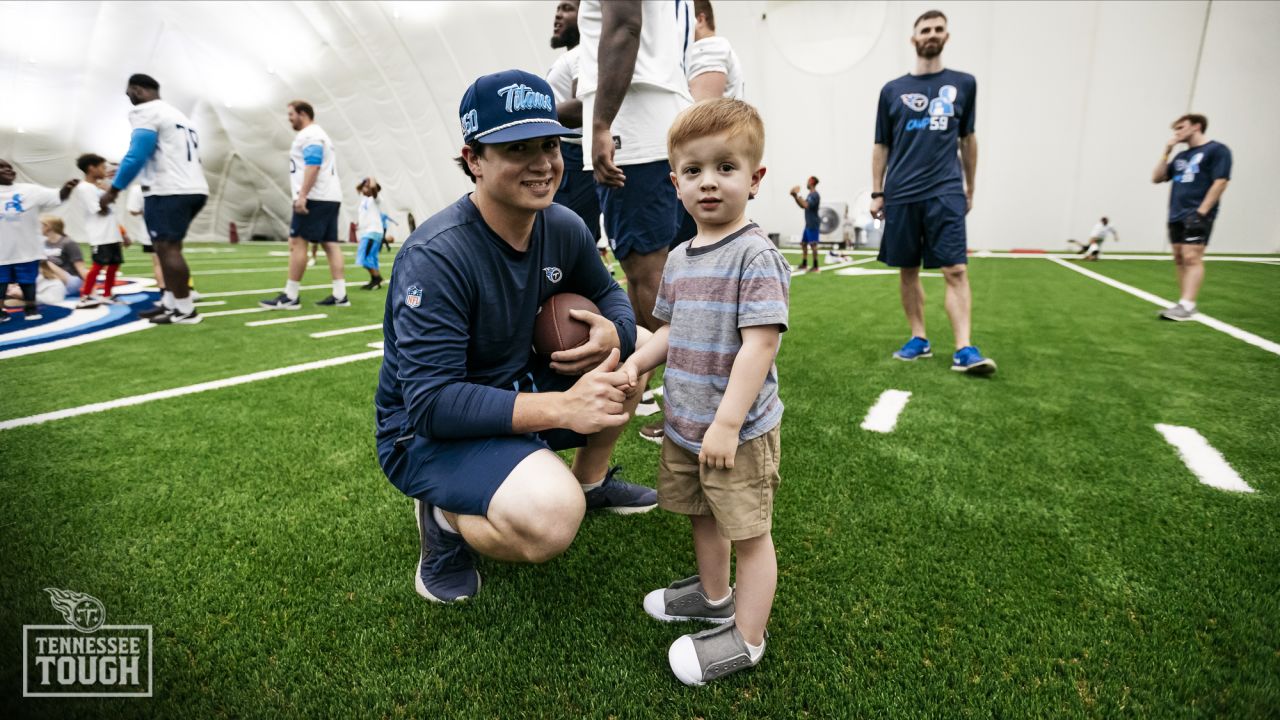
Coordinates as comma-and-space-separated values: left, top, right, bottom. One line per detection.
584, 466, 658, 514
138, 305, 169, 319
151, 309, 202, 325
316, 295, 351, 307
259, 293, 301, 310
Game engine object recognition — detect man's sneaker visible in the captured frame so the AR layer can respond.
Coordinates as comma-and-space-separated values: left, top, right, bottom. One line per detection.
259, 293, 301, 310
639, 421, 664, 444
1160, 304, 1195, 321
138, 305, 169, 320
584, 466, 657, 514
893, 336, 932, 361
316, 294, 351, 307
413, 500, 480, 603
951, 346, 996, 374
151, 309, 202, 325
668, 622, 763, 686
643, 576, 736, 624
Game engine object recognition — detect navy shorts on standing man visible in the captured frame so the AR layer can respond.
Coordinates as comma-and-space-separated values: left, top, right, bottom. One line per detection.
143, 193, 207, 242
555, 142, 601, 241
596, 159, 679, 260
875, 69, 976, 269
290, 199, 341, 243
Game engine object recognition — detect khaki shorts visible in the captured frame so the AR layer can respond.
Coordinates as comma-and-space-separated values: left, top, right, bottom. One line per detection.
658, 426, 781, 541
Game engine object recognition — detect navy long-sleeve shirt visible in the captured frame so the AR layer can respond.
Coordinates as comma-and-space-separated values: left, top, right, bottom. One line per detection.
374, 195, 636, 457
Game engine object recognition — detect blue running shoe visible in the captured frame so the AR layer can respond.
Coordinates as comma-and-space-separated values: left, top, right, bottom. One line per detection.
584, 466, 658, 515
413, 500, 481, 603
892, 336, 932, 361
951, 346, 997, 375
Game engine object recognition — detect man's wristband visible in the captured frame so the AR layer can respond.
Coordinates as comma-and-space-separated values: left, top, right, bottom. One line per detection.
871, 192, 884, 199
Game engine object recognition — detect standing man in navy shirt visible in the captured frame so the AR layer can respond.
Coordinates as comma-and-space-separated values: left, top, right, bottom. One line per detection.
870, 10, 995, 374
1151, 113, 1231, 321
790, 176, 821, 273
375, 70, 658, 604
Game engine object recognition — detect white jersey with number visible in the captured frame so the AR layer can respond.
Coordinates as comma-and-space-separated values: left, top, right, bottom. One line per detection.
72, 181, 119, 247
687, 36, 743, 99
1090, 222, 1117, 241
0, 183, 62, 265
547, 46, 583, 146
289, 123, 342, 203
577, 0, 695, 168
128, 99, 210, 197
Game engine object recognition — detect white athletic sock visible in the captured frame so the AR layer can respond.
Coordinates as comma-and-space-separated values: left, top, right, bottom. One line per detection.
1179, 298, 1196, 311
333, 279, 346, 299
432, 505, 459, 535
161, 291, 175, 310
580, 477, 605, 492
175, 296, 195, 315
745, 639, 765, 663
705, 591, 732, 607
284, 280, 301, 301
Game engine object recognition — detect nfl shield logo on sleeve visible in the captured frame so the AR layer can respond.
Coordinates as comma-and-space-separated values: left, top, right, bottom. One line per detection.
406, 285, 422, 308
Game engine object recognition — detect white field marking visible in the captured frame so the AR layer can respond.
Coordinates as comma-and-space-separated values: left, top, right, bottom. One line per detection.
860, 390, 912, 433
1048, 256, 1280, 357
192, 300, 226, 308
1154, 424, 1254, 493
245, 313, 327, 327
979, 251, 1280, 263
310, 323, 382, 338
835, 267, 942, 278
367, 340, 385, 350
0, 320, 155, 361
0, 350, 384, 431
202, 307, 273, 318
0, 302, 106, 341
197, 283, 351, 299
790, 257, 874, 277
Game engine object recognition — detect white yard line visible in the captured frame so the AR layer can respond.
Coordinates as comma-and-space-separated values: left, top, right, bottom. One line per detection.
1048, 256, 1280, 357
0, 350, 383, 431
974, 251, 1280, 262
367, 341, 385, 350
0, 320, 155, 361
245, 313, 327, 327
197, 283, 348, 299
202, 307, 273, 318
791, 257, 874, 277
860, 390, 912, 433
1154, 424, 1254, 493
311, 323, 382, 338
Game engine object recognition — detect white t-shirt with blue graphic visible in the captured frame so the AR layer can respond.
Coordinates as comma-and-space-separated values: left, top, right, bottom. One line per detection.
290, 123, 341, 203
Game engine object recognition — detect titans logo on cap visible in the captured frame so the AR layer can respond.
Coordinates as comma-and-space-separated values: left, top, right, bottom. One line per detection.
458, 69, 581, 145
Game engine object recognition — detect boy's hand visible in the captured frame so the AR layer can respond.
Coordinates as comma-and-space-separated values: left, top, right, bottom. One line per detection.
699, 420, 739, 470
549, 309, 621, 375
619, 359, 641, 398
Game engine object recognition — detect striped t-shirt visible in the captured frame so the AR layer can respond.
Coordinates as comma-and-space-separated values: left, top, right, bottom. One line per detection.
653, 223, 791, 453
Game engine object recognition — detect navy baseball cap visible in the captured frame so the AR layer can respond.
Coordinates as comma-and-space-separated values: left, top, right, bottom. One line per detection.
458, 69, 581, 144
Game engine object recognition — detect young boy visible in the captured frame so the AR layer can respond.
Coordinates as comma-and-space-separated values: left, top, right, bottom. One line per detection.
355, 177, 384, 290
621, 98, 790, 686
73, 154, 127, 307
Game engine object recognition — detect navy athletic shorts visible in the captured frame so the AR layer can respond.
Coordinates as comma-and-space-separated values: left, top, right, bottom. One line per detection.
1168, 216, 1214, 245
878, 194, 968, 269
596, 159, 679, 261
290, 199, 341, 243
143, 194, 207, 242
555, 143, 601, 241
379, 359, 586, 517
801, 227, 820, 244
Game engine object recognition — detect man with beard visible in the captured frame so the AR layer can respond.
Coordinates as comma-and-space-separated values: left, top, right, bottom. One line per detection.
869, 10, 995, 374
547, 0, 602, 244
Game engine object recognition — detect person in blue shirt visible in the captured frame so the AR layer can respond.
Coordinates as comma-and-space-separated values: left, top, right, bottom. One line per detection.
869, 10, 995, 375
1150, 113, 1231, 321
789, 176, 821, 272
375, 70, 658, 604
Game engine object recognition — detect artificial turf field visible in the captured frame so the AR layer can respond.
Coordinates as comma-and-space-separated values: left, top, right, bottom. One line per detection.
1, 241, 1277, 718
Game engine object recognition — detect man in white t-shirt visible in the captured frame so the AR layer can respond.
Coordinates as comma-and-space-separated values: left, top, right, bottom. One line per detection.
98, 73, 209, 325
260, 100, 348, 310
548, 0, 602, 244
0, 159, 74, 322
1069, 216, 1118, 261
687, 0, 743, 101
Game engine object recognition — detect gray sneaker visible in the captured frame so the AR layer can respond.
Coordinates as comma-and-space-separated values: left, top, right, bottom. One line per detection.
643, 576, 735, 624
667, 622, 762, 686
1160, 304, 1195, 321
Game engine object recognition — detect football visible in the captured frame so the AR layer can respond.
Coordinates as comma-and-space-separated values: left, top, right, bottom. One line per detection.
533, 293, 600, 355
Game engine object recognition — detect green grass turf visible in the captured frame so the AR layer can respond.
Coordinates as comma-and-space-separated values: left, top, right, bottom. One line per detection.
2, 249, 1278, 718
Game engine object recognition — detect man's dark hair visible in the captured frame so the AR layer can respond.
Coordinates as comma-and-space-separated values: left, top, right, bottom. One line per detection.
1174, 113, 1208, 132
454, 142, 486, 183
289, 100, 316, 120
1101, 216, 1109, 224
808, 176, 819, 186
914, 9, 947, 29
694, 0, 715, 31
127, 73, 160, 91
76, 153, 107, 173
